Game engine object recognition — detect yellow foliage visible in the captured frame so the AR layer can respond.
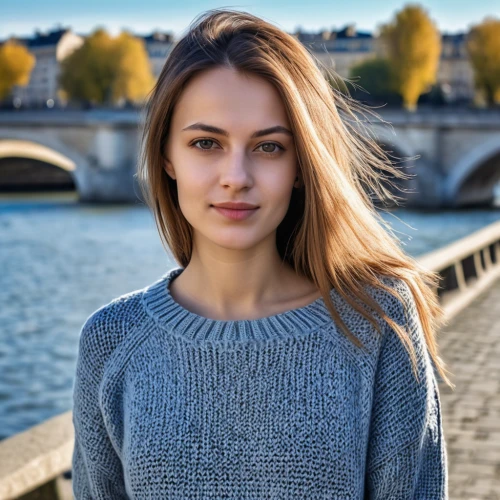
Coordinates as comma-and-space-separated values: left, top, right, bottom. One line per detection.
378, 3, 441, 111
466, 17, 500, 106
59, 28, 155, 105
0, 41, 36, 100
112, 32, 155, 103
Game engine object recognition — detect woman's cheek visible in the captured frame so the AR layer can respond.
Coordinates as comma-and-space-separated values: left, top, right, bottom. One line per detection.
178, 165, 212, 200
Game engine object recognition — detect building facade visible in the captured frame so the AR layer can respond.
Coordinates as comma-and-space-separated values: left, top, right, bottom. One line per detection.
6, 28, 83, 108
439, 33, 475, 103
140, 31, 175, 79
294, 24, 377, 79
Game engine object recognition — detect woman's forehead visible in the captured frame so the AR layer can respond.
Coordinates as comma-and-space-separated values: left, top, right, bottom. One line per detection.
172, 67, 289, 128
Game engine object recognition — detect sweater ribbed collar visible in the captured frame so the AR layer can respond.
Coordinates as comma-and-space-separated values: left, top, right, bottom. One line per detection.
141, 266, 335, 344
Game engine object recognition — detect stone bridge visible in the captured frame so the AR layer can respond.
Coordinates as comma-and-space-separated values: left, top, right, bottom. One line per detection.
0, 110, 142, 202
0, 108, 499, 207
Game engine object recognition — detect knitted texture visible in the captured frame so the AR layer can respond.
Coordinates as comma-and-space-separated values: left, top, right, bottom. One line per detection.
71, 266, 448, 499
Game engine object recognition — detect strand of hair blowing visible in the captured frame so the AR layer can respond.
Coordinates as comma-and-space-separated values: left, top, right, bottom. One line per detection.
137, 8, 454, 389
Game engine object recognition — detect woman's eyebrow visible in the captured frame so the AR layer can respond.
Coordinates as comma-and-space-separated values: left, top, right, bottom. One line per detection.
181, 122, 293, 138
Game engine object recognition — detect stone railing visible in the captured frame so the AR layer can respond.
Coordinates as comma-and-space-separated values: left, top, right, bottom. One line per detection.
0, 411, 73, 499
1, 219, 499, 499
418, 220, 500, 322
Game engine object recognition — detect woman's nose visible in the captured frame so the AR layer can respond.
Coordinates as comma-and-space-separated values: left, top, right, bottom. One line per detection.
218, 150, 254, 189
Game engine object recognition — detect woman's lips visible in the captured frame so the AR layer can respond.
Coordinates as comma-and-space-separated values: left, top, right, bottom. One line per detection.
211, 206, 259, 221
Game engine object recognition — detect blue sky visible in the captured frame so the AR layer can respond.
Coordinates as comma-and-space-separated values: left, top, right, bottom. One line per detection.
1, 0, 499, 39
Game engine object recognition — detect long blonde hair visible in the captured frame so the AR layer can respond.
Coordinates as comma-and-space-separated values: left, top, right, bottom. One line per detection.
137, 8, 454, 388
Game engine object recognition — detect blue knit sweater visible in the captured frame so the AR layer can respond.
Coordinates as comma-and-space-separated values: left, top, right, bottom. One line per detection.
71, 266, 448, 499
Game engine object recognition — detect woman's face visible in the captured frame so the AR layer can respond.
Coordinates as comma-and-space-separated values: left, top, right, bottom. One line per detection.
164, 66, 299, 252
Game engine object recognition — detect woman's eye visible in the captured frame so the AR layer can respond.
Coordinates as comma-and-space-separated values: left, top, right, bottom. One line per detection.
191, 139, 218, 151
257, 143, 284, 155
190, 139, 284, 155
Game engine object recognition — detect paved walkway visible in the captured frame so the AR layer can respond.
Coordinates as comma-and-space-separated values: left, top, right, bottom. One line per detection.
438, 278, 500, 499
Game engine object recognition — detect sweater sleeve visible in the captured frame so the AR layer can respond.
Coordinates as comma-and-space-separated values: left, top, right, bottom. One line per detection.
71, 310, 128, 499
364, 278, 448, 499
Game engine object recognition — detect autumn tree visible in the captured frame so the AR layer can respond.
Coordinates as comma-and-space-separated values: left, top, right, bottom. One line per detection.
378, 4, 441, 111
0, 41, 36, 100
112, 32, 156, 103
59, 28, 155, 106
466, 17, 500, 106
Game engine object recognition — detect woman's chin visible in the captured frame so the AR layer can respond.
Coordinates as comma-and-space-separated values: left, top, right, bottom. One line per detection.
201, 230, 267, 251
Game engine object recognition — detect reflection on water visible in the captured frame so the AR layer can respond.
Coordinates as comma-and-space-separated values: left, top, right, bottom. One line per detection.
1, 194, 499, 440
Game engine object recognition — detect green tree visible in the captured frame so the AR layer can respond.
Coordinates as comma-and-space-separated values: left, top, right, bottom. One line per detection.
0, 41, 36, 100
59, 28, 155, 106
349, 57, 400, 104
378, 3, 441, 111
466, 17, 500, 106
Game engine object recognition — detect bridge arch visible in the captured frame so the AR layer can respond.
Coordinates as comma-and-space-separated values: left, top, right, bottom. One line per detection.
444, 135, 500, 207
0, 140, 76, 172
0, 129, 90, 171
0, 131, 91, 194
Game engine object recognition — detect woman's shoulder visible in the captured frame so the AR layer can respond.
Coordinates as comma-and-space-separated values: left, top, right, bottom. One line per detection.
347, 274, 423, 356
320, 275, 415, 375
76, 284, 148, 368
359, 274, 418, 335
364, 274, 413, 309
364, 274, 432, 378
331, 274, 415, 335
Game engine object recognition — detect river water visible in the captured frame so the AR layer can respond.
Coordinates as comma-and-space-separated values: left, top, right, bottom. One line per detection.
1, 193, 499, 440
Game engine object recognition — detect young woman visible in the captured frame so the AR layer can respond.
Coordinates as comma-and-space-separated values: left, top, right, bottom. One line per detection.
72, 8, 453, 499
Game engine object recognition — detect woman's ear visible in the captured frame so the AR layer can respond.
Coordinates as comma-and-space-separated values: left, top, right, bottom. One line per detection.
164, 159, 176, 180
293, 165, 302, 189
